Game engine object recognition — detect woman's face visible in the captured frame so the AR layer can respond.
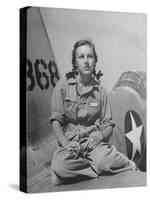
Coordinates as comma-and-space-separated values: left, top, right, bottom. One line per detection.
75, 44, 96, 76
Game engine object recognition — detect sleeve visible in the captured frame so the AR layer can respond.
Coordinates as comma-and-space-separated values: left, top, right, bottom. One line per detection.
50, 79, 65, 124
95, 87, 115, 131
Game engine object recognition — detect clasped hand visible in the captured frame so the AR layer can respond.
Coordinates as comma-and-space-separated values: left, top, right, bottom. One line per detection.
65, 130, 103, 155
82, 133, 102, 152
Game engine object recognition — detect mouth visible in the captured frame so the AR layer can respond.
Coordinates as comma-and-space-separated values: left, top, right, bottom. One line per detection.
83, 66, 90, 70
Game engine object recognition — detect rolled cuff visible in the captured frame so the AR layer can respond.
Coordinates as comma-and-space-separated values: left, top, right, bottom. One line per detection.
95, 118, 115, 131
50, 111, 64, 124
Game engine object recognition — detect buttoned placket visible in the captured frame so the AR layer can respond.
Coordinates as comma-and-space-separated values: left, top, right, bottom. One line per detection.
67, 76, 101, 137
76, 83, 81, 131
76, 81, 92, 132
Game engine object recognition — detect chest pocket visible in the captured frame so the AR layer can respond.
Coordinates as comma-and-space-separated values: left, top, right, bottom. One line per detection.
64, 83, 78, 122
64, 97, 78, 121
87, 97, 101, 117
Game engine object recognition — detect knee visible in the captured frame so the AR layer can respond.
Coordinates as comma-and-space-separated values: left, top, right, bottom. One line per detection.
90, 145, 113, 171
93, 156, 106, 170
90, 152, 106, 171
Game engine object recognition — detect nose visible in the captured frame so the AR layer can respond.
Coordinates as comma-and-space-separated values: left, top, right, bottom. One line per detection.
84, 56, 88, 63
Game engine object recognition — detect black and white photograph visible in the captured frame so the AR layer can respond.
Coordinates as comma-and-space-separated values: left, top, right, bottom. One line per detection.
20, 6, 146, 193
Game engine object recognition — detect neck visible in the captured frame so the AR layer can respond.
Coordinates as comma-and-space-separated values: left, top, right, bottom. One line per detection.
78, 74, 92, 86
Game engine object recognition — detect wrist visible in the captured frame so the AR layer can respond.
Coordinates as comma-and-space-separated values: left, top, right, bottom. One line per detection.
95, 125, 104, 141
91, 132, 103, 144
99, 131, 104, 141
62, 138, 70, 147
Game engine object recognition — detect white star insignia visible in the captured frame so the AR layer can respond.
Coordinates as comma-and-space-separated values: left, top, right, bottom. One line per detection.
126, 111, 143, 160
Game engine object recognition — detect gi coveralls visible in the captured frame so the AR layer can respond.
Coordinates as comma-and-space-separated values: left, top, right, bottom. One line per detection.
50, 76, 135, 184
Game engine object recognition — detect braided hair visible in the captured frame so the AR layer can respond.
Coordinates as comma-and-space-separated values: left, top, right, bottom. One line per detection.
66, 39, 103, 80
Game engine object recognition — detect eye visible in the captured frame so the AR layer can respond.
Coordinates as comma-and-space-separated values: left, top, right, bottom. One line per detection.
79, 55, 84, 59
88, 54, 94, 58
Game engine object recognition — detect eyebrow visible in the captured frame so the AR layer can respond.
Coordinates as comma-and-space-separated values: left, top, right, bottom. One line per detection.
77, 53, 94, 56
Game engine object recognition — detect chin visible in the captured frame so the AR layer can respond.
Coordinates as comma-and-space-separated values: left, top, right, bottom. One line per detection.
82, 70, 92, 75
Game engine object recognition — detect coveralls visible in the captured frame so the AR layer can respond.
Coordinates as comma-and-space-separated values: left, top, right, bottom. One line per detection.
50, 76, 135, 184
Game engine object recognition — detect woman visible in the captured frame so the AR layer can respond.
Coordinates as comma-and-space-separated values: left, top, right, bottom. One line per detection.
50, 39, 137, 185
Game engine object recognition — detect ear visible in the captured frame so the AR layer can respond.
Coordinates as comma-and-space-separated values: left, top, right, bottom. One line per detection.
73, 65, 78, 73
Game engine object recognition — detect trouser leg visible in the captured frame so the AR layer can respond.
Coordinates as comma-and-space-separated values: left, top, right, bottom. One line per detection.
88, 142, 136, 175
51, 147, 98, 185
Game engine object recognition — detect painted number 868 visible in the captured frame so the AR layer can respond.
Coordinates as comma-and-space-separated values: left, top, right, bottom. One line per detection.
27, 58, 59, 91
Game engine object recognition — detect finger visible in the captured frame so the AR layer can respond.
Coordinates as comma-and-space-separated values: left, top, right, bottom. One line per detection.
83, 139, 91, 150
91, 143, 97, 150
71, 142, 80, 152
89, 141, 97, 150
72, 142, 80, 150
87, 138, 98, 150
84, 138, 94, 151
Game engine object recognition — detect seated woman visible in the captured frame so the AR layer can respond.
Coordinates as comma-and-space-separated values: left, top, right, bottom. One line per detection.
50, 39, 137, 185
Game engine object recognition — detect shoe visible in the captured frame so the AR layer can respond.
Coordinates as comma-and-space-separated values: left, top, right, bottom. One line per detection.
129, 160, 139, 171
51, 168, 63, 185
